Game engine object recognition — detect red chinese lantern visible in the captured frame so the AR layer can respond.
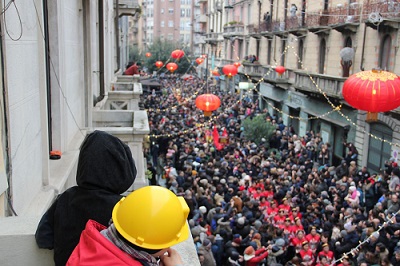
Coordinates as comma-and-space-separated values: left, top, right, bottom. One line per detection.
155, 61, 164, 68
212, 69, 220, 76
222, 64, 238, 78
171, 49, 185, 59
342, 69, 400, 113
166, 62, 178, 73
275, 66, 286, 75
145, 52, 152, 57
195, 94, 221, 116
196, 57, 204, 65
233, 62, 241, 68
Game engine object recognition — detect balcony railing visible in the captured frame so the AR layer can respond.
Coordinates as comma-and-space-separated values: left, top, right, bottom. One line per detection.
293, 71, 345, 98
223, 24, 245, 36
328, 4, 361, 24
362, 0, 400, 21
196, 14, 207, 23
204, 32, 221, 43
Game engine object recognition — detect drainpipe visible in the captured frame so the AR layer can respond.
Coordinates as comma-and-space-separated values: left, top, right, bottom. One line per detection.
98, 0, 105, 102
115, 0, 120, 73
43, 0, 52, 151
360, 2, 366, 71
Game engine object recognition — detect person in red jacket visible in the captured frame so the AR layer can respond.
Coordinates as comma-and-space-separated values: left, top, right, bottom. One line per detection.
124, 62, 140, 75
243, 245, 270, 266
67, 186, 189, 266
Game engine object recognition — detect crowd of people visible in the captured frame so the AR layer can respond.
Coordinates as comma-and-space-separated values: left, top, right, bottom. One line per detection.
144, 74, 400, 266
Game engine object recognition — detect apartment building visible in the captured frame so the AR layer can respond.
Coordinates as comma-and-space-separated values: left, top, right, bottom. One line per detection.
201, 0, 400, 172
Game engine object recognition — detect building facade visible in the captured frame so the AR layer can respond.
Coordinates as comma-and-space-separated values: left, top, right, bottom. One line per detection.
200, 0, 400, 172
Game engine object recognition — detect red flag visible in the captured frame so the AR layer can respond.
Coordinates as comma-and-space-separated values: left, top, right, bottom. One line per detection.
212, 126, 223, 150
222, 128, 228, 137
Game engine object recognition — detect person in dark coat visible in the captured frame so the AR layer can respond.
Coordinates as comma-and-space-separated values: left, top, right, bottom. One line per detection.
35, 130, 137, 266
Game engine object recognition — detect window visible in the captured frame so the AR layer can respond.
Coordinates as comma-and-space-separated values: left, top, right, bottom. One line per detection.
319, 38, 326, 74
281, 40, 286, 66
161, 8, 164, 14
169, 8, 174, 14
344, 36, 352, 47
267, 40, 272, 65
168, 34, 173, 40
161, 21, 165, 27
298, 39, 304, 69
180, 21, 185, 30
368, 123, 392, 173
168, 20, 174, 27
181, 10, 185, 17
379, 35, 391, 71
186, 8, 191, 17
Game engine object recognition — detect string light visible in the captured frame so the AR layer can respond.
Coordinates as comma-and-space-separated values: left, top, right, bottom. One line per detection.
330, 209, 400, 266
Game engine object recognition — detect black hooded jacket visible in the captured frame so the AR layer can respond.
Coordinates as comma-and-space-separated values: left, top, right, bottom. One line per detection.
35, 130, 137, 266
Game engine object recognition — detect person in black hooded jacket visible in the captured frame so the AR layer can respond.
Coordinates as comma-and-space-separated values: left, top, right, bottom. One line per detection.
35, 130, 137, 266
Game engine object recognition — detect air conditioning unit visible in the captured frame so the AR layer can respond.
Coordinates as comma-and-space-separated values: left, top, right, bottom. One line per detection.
368, 12, 383, 23
346, 16, 354, 23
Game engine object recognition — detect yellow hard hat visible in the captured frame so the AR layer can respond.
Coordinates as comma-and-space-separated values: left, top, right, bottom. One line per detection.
112, 186, 190, 250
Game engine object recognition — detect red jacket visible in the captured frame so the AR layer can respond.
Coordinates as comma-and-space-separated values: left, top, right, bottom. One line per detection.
245, 248, 269, 266
67, 220, 142, 266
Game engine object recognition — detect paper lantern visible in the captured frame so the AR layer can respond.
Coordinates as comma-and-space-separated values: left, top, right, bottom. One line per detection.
155, 61, 164, 68
145, 52, 152, 57
342, 69, 400, 113
171, 49, 185, 59
275, 66, 286, 75
233, 62, 241, 68
195, 94, 221, 116
196, 57, 204, 65
212, 69, 220, 76
222, 64, 238, 78
166, 62, 178, 73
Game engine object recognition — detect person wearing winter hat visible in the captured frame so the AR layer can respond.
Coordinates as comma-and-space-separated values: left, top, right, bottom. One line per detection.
243, 245, 269, 266
197, 238, 216, 266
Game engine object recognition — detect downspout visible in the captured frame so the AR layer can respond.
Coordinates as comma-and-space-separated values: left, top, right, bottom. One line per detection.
43, 0, 52, 151
274, 0, 278, 62
98, 0, 105, 102
0, 5, 15, 216
360, 3, 366, 71
115, 0, 120, 73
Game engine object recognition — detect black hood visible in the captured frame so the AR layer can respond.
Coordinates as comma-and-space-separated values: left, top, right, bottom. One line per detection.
76, 130, 136, 193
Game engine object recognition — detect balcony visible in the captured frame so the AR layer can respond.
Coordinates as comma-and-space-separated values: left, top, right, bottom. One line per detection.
293, 71, 346, 99
204, 32, 222, 44
0, 71, 200, 265
285, 16, 308, 36
247, 24, 261, 39
307, 10, 331, 35
116, 0, 141, 17
329, 4, 361, 34
196, 14, 207, 23
223, 23, 245, 38
259, 20, 288, 38
363, 0, 400, 30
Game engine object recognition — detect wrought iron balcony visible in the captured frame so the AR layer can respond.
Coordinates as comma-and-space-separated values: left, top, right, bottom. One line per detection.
363, 0, 400, 30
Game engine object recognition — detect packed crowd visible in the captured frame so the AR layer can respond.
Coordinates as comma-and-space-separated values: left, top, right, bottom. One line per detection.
143, 75, 400, 266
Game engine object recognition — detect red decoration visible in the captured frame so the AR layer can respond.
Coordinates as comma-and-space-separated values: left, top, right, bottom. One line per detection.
171, 49, 185, 59
155, 61, 164, 68
145, 52, 152, 57
196, 57, 204, 65
222, 64, 238, 78
166, 62, 178, 73
195, 94, 221, 116
275, 66, 286, 75
212, 69, 220, 76
233, 62, 241, 68
342, 69, 400, 113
